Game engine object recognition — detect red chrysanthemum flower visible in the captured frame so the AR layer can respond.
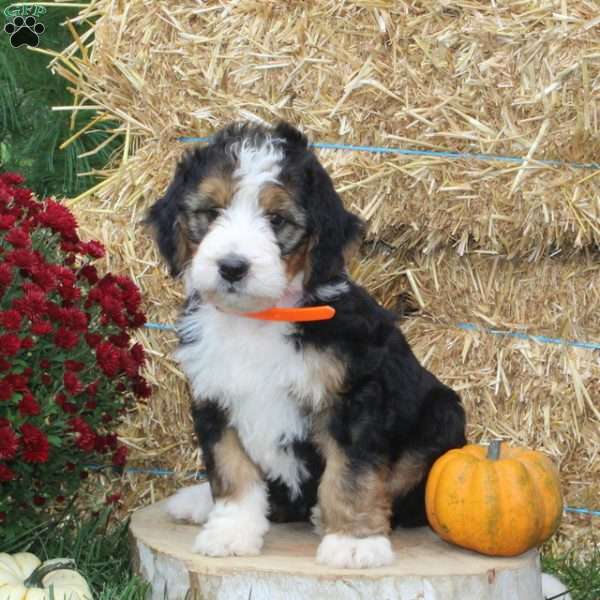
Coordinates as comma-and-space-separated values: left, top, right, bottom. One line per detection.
53, 265, 76, 286
64, 360, 84, 372
18, 393, 41, 416
1, 172, 25, 185
96, 342, 121, 377
20, 423, 50, 463
5, 227, 31, 248
0, 463, 15, 482
0, 381, 12, 401
129, 311, 146, 328
120, 350, 138, 378
33, 495, 46, 507
0, 263, 12, 288
0, 333, 20, 356
132, 376, 152, 399
5, 248, 38, 270
36, 199, 78, 242
0, 426, 19, 459
78, 264, 98, 284
84, 333, 101, 348
5, 373, 29, 391
117, 277, 142, 314
109, 331, 130, 348
130, 342, 145, 366
31, 320, 53, 335
86, 381, 99, 397
70, 417, 96, 452
112, 445, 128, 467
81, 240, 105, 259
0, 214, 16, 230
62, 307, 88, 331
105, 432, 117, 449
13, 187, 35, 208
54, 328, 79, 350
64, 371, 82, 395
4, 371, 29, 392
31, 266, 56, 291
0, 309, 22, 330
12, 287, 47, 319
21, 337, 34, 350
57, 283, 81, 302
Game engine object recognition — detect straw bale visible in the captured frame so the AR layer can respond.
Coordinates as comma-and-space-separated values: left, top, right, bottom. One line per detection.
49, 0, 600, 550
51, 0, 600, 255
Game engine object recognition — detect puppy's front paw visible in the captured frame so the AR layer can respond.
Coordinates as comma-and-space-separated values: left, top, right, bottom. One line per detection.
166, 482, 214, 524
192, 515, 265, 557
316, 533, 394, 569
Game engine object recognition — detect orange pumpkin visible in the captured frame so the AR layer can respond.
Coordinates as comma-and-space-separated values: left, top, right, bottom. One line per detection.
425, 440, 563, 557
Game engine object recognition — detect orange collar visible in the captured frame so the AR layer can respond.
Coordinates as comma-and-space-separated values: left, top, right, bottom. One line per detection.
238, 305, 335, 322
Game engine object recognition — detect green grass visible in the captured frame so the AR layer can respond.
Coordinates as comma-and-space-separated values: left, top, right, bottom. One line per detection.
3, 509, 148, 599
542, 545, 600, 600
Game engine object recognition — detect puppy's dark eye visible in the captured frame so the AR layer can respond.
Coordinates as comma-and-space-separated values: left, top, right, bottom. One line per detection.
268, 213, 286, 229
195, 208, 220, 222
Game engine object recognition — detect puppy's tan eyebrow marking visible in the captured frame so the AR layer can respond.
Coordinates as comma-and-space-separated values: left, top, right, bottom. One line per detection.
259, 183, 295, 213
194, 175, 234, 209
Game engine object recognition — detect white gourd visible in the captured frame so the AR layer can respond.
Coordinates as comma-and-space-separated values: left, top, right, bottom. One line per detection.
0, 553, 92, 600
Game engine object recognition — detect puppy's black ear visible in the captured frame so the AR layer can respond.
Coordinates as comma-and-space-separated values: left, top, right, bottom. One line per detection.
273, 121, 309, 150
144, 153, 195, 278
303, 156, 365, 290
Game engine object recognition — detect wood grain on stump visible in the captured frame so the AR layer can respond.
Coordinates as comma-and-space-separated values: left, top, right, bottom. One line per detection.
130, 500, 543, 600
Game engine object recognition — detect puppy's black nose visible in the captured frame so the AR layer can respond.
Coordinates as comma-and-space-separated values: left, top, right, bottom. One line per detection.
218, 256, 249, 283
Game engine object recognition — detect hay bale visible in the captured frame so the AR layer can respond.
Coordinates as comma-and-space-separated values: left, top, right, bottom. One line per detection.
49, 0, 599, 551
52, 0, 600, 255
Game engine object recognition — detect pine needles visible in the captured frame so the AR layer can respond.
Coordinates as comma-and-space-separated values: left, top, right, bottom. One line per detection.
0, 1, 121, 198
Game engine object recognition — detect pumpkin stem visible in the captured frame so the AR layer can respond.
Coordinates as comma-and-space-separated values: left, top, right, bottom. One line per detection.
24, 560, 77, 588
487, 439, 502, 460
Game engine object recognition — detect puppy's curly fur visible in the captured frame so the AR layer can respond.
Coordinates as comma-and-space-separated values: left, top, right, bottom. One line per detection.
147, 122, 466, 568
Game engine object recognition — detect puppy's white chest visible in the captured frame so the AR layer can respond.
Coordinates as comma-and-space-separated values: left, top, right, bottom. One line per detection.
174, 305, 329, 493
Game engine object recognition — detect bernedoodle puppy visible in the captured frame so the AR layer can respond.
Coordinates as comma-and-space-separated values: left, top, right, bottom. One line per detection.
146, 121, 466, 569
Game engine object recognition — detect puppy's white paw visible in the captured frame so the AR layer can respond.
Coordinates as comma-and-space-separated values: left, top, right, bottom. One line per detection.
166, 483, 214, 524
192, 484, 269, 557
193, 515, 266, 557
316, 533, 394, 569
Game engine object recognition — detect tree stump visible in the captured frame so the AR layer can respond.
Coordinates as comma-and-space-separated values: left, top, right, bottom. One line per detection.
130, 500, 543, 600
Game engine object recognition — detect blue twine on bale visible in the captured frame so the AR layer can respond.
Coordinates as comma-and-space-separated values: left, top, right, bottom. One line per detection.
177, 135, 600, 170
143, 322, 176, 331
457, 323, 600, 352
86, 464, 599, 517
86, 463, 207, 480
143, 321, 600, 352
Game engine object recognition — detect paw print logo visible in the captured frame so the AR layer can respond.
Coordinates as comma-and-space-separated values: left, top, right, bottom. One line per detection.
4, 15, 45, 48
